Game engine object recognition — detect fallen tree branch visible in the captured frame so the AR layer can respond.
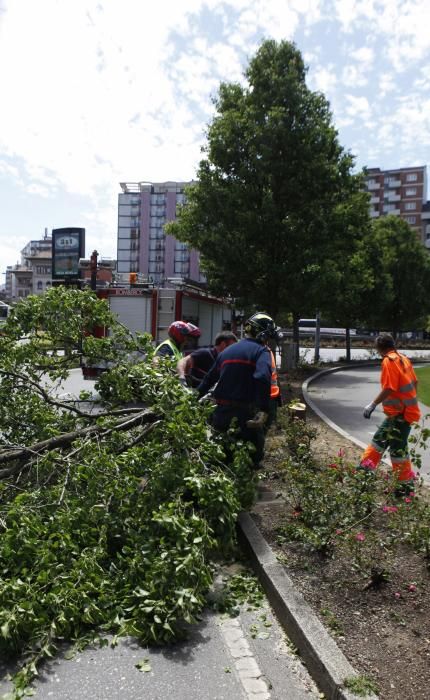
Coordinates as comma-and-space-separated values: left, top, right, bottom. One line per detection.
0, 409, 158, 477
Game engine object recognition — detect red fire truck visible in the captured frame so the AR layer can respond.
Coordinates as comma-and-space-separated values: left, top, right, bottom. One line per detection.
81, 282, 232, 378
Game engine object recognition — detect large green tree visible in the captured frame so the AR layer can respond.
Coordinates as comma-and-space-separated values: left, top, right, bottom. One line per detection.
359, 216, 430, 335
168, 39, 369, 340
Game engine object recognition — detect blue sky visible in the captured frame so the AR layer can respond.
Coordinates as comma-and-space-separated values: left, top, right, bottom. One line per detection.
1, 0, 429, 277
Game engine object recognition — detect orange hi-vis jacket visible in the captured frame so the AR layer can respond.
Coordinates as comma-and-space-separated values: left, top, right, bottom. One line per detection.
270, 350, 280, 399
380, 351, 420, 424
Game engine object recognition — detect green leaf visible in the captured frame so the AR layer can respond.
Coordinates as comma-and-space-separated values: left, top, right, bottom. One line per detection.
135, 659, 152, 673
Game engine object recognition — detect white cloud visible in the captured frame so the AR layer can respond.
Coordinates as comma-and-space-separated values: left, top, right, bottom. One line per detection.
341, 63, 369, 88
0, 0, 429, 269
345, 95, 371, 119
379, 73, 396, 96
311, 66, 338, 94
333, 0, 430, 71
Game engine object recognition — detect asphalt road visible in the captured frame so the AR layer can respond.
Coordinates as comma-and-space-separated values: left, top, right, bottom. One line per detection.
305, 364, 430, 484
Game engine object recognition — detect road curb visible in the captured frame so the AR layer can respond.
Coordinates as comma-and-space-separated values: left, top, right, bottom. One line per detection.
302, 364, 376, 453
237, 512, 378, 700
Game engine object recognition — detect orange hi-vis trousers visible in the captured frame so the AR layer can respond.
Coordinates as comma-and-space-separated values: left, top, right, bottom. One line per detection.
360, 415, 415, 482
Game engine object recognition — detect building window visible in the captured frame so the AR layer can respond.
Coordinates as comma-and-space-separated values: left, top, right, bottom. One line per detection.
37, 281, 43, 290
405, 216, 416, 224
405, 188, 417, 196
406, 173, 417, 182
405, 202, 416, 210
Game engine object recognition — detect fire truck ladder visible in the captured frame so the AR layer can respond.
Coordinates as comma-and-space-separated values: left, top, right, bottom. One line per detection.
156, 288, 176, 342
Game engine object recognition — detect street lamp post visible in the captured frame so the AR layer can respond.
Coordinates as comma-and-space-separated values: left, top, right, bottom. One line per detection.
90, 250, 98, 292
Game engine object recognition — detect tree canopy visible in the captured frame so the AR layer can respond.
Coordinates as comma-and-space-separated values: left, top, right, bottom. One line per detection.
358, 216, 430, 335
168, 39, 369, 325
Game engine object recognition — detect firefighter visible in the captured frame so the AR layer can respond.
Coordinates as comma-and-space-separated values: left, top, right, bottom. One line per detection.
183, 323, 202, 352
359, 333, 421, 495
197, 312, 276, 467
155, 321, 195, 361
177, 331, 238, 387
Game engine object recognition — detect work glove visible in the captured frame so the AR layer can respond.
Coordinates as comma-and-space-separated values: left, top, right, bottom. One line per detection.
178, 376, 196, 395
363, 402, 376, 419
246, 411, 268, 429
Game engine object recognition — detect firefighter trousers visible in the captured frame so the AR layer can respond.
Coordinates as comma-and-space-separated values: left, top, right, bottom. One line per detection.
211, 405, 265, 468
360, 414, 415, 482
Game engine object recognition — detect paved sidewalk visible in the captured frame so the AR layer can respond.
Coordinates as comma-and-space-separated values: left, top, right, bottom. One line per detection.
0, 605, 319, 700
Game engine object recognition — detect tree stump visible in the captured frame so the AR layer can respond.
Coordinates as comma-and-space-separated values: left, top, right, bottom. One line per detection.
288, 401, 306, 420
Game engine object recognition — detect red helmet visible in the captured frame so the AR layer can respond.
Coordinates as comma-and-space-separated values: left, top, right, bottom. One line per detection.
187, 323, 201, 338
168, 321, 190, 344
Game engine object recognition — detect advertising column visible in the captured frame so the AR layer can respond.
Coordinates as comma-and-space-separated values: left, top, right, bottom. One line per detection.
52, 228, 85, 281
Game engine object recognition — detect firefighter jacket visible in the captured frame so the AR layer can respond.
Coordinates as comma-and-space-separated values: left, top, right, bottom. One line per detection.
189, 346, 218, 387
270, 350, 280, 399
198, 337, 272, 413
155, 338, 182, 361
380, 351, 421, 424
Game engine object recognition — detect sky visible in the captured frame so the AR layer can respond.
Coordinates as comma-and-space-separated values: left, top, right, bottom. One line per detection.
1, 0, 430, 278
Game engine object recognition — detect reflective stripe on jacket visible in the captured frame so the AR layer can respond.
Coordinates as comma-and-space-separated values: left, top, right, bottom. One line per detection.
198, 337, 272, 413
381, 351, 421, 423
270, 350, 280, 399
155, 338, 182, 361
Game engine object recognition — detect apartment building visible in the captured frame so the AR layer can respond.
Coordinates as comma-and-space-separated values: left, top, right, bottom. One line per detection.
5, 231, 53, 300
364, 166, 428, 243
117, 181, 202, 284
422, 201, 430, 250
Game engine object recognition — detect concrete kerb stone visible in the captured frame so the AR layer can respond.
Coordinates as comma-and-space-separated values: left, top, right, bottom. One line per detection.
237, 513, 378, 700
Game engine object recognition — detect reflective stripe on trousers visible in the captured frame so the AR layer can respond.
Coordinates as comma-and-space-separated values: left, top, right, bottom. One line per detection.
360, 415, 415, 482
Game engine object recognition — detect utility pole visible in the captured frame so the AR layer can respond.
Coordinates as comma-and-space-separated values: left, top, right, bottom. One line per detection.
90, 250, 98, 291
314, 310, 321, 363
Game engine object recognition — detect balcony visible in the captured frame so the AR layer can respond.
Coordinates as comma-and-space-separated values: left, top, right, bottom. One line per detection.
367, 182, 380, 191
370, 210, 380, 218
385, 193, 400, 202
384, 179, 401, 188
370, 196, 379, 204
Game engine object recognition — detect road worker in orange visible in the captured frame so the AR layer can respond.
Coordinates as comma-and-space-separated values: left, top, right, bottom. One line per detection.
359, 333, 420, 495
267, 346, 281, 429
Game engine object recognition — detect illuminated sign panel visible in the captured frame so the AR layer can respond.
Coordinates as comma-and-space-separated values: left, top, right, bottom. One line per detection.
52, 228, 85, 279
